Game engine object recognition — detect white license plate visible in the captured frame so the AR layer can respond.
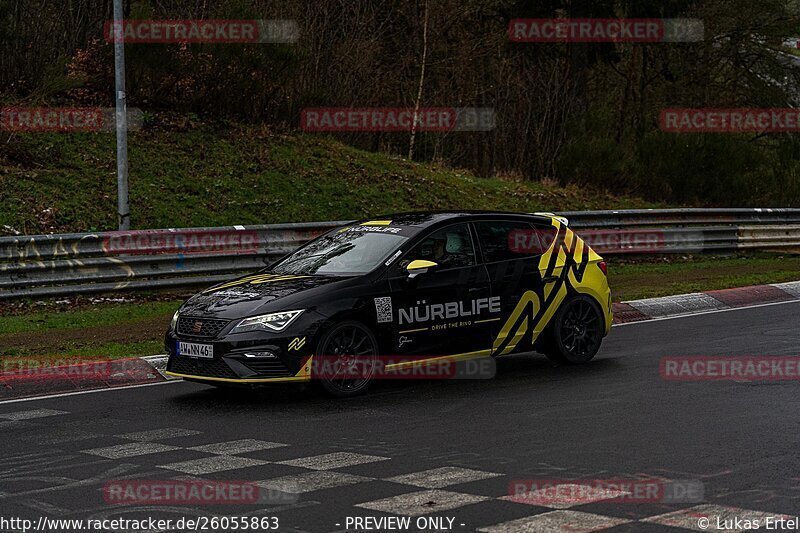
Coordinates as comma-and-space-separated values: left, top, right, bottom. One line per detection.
178, 342, 214, 359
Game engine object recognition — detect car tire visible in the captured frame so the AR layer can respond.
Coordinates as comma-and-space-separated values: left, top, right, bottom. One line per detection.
541, 295, 604, 364
313, 321, 379, 398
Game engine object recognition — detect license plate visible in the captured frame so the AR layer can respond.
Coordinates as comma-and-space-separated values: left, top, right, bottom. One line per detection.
178, 342, 213, 359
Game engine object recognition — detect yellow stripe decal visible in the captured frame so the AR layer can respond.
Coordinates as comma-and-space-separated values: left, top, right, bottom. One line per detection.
250, 275, 309, 285
165, 371, 311, 383
500, 319, 529, 355
167, 350, 495, 383
204, 273, 311, 292
203, 273, 278, 293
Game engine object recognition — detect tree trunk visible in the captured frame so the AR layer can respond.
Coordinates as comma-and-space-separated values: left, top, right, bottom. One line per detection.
408, 0, 429, 160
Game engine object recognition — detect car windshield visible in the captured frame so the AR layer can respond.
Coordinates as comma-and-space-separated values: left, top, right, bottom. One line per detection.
271, 227, 408, 275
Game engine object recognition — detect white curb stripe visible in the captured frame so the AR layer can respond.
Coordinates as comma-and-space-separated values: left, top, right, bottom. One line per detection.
356, 489, 488, 516
157, 455, 268, 475
479, 510, 632, 532
278, 452, 390, 470
387, 467, 502, 489
626, 292, 728, 318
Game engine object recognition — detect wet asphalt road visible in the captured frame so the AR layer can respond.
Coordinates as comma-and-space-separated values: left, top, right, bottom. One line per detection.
1, 301, 799, 532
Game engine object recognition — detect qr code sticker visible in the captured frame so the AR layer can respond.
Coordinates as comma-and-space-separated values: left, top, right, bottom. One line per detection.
374, 297, 393, 323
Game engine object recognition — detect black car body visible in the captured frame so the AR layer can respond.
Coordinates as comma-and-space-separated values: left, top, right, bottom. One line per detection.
165, 212, 613, 395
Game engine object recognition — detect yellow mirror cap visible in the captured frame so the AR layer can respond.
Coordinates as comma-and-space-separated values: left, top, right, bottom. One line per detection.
407, 259, 438, 271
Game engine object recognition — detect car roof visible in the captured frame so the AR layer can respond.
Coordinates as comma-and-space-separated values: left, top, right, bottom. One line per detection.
359, 211, 556, 228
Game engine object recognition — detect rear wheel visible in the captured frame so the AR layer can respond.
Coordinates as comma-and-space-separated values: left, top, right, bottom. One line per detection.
314, 321, 378, 398
541, 295, 604, 364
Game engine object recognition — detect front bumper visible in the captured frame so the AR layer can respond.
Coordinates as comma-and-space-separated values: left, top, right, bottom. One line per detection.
165, 355, 312, 384
164, 317, 319, 384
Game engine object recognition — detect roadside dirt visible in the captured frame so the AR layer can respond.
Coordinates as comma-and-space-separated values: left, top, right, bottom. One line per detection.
0, 314, 171, 355
609, 259, 800, 301
0, 291, 191, 316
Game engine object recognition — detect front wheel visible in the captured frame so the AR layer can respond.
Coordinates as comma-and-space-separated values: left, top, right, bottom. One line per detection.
541, 295, 604, 364
314, 321, 379, 398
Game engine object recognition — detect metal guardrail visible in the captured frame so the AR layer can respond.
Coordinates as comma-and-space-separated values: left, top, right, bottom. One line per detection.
1, 209, 798, 299
563, 208, 800, 228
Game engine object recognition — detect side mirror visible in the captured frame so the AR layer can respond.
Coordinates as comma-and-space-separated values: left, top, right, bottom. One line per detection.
406, 259, 438, 279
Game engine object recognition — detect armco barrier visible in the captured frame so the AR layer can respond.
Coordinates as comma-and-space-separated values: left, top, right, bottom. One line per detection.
0, 209, 798, 299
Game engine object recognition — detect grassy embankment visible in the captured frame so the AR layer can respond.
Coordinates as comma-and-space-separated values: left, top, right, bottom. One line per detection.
0, 125, 797, 361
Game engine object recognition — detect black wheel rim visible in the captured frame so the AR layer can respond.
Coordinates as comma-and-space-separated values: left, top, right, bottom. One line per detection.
319, 325, 377, 393
559, 299, 602, 357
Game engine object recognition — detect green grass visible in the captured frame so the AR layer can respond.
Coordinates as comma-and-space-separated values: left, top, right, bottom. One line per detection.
0, 253, 797, 363
0, 125, 660, 234
0, 299, 180, 362
1, 341, 164, 360
783, 46, 800, 57
0, 300, 181, 335
609, 254, 800, 301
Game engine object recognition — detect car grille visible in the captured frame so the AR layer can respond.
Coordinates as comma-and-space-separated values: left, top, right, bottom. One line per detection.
168, 356, 238, 379
177, 317, 230, 339
241, 359, 293, 378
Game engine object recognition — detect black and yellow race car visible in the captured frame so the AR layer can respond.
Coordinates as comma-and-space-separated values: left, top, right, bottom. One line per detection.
165, 212, 612, 396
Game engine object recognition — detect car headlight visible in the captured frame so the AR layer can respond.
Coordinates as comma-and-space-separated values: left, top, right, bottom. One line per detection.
232, 310, 304, 333
170, 310, 180, 331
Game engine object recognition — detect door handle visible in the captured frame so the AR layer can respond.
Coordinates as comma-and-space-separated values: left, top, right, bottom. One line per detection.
542, 275, 559, 284
468, 287, 484, 293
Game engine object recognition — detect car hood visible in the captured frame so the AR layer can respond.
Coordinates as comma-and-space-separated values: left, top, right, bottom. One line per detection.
180, 272, 351, 319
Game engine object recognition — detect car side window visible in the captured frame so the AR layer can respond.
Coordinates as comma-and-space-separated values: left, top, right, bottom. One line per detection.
402, 224, 475, 270
474, 221, 548, 262
534, 223, 557, 253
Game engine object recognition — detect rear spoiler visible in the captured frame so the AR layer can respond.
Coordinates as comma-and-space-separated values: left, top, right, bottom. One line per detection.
532, 212, 569, 227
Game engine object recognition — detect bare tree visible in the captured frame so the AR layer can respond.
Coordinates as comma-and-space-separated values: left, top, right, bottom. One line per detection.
408, 0, 429, 160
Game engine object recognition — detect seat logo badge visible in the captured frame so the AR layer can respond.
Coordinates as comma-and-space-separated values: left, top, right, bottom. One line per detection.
289, 337, 306, 351
192, 321, 203, 334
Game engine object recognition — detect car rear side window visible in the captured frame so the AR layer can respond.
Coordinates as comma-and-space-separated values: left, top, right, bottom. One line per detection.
535, 224, 557, 253
474, 221, 551, 262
